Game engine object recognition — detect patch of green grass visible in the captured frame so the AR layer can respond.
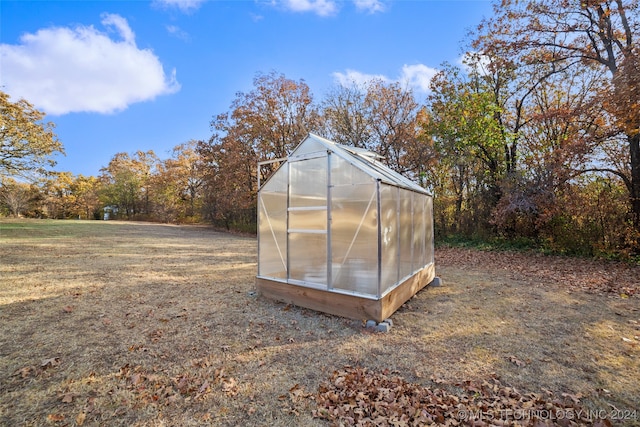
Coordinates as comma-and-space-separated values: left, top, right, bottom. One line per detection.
0, 219, 104, 239
593, 248, 640, 265
437, 233, 640, 265
436, 234, 541, 253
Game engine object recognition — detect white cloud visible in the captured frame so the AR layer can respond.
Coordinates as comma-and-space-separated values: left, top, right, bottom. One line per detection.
152, 0, 206, 13
166, 24, 191, 41
332, 69, 390, 87
333, 64, 438, 94
353, 0, 386, 13
0, 14, 180, 115
399, 64, 438, 93
277, 0, 339, 16
101, 13, 135, 44
269, 0, 387, 16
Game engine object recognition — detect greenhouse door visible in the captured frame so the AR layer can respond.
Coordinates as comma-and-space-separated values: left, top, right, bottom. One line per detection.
287, 155, 328, 287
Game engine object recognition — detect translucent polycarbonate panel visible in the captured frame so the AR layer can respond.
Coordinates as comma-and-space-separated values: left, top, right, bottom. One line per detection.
412, 193, 427, 270
399, 189, 413, 280
289, 208, 326, 231
369, 158, 429, 194
330, 182, 379, 296
288, 232, 327, 285
425, 196, 435, 265
331, 142, 430, 195
289, 156, 327, 208
291, 137, 327, 158
261, 159, 288, 193
379, 184, 399, 294
258, 192, 287, 278
258, 153, 288, 280
330, 154, 375, 186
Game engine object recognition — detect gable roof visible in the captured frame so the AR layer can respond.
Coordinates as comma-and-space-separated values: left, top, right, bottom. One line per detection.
288, 133, 430, 195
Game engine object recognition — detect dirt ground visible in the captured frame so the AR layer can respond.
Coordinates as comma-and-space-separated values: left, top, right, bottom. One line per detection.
0, 219, 638, 426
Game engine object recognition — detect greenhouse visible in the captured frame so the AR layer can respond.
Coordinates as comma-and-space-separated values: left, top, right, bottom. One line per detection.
256, 133, 435, 322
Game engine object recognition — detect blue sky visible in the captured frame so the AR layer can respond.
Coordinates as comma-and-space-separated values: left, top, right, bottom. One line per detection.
1, 0, 494, 177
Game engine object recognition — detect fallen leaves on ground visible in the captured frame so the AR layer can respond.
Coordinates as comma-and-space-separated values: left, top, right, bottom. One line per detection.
12, 357, 62, 381
112, 363, 235, 406
507, 355, 526, 367
437, 247, 639, 297
313, 366, 608, 426
75, 412, 87, 425
46, 413, 65, 422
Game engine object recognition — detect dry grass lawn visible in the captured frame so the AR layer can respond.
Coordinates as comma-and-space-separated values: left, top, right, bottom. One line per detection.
0, 219, 638, 426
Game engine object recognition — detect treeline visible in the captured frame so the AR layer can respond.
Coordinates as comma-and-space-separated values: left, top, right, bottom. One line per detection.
1, 0, 638, 258
0, 143, 204, 224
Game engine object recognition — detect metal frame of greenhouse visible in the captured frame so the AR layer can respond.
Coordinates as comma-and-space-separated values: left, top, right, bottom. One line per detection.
255, 133, 435, 322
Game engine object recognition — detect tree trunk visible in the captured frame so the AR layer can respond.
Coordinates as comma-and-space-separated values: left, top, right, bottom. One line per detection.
630, 132, 640, 249
454, 193, 463, 233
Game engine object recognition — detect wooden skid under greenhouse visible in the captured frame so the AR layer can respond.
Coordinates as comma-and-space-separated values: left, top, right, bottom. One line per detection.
256, 264, 435, 322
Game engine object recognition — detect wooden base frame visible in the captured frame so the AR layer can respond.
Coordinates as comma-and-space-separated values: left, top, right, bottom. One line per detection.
255, 263, 435, 322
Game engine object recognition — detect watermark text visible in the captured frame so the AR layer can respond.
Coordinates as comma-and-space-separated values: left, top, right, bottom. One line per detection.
456, 408, 638, 422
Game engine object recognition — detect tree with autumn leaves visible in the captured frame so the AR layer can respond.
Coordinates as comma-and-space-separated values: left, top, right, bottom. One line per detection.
321, 79, 434, 180
197, 71, 319, 230
97, 146, 206, 223
0, 91, 67, 217
471, 0, 639, 248
0, 91, 64, 179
